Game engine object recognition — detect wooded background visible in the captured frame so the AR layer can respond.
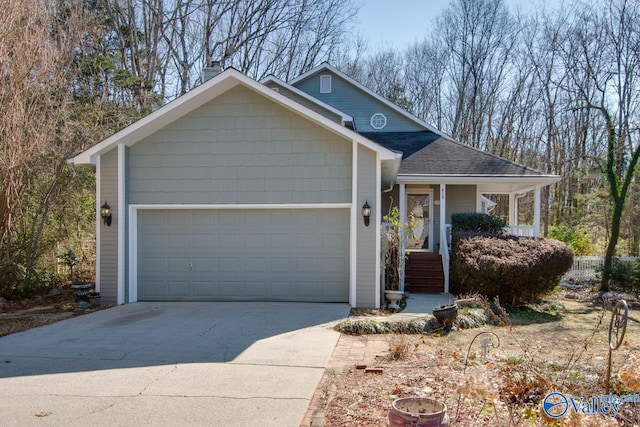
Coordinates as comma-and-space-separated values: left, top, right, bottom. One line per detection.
1, 0, 638, 294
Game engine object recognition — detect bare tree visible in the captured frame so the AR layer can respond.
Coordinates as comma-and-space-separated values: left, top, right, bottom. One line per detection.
561, 0, 640, 289
0, 0, 91, 289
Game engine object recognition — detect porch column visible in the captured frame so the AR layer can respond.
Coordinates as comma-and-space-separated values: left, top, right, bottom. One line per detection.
399, 183, 406, 292
533, 185, 541, 237
439, 184, 446, 249
508, 193, 517, 226
440, 184, 448, 294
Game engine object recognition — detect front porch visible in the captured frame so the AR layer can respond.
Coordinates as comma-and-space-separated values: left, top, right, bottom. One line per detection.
382, 177, 560, 296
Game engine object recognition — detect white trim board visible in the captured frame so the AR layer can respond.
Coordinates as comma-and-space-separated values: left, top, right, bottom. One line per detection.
127, 203, 353, 304
129, 203, 351, 210
117, 144, 125, 305
350, 141, 358, 308
69, 68, 397, 165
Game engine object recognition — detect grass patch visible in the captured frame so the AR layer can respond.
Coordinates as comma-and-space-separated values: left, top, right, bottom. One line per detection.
509, 303, 563, 325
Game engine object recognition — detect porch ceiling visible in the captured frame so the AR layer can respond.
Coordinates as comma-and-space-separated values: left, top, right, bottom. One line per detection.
397, 175, 561, 194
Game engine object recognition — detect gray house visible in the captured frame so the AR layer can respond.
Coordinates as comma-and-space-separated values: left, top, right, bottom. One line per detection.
70, 63, 559, 308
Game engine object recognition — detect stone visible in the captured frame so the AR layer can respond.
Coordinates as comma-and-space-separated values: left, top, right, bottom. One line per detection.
0, 297, 7, 306
602, 292, 615, 300
47, 287, 62, 296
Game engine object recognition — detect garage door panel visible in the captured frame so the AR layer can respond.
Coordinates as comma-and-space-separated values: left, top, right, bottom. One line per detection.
322, 257, 348, 271
296, 257, 319, 272
218, 281, 240, 297
167, 281, 188, 297
192, 281, 214, 298
245, 258, 266, 273
137, 209, 348, 302
244, 233, 267, 250
168, 258, 190, 273
270, 258, 292, 273
191, 258, 212, 273
219, 257, 240, 273
140, 257, 165, 273
193, 234, 214, 249
294, 234, 317, 249
218, 234, 240, 249
269, 216, 292, 229
167, 234, 190, 250
141, 234, 164, 249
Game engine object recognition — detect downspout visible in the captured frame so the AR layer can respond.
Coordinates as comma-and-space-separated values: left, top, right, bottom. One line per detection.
382, 154, 402, 192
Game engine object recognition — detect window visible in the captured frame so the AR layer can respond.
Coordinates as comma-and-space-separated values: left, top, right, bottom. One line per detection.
370, 113, 387, 129
320, 75, 332, 93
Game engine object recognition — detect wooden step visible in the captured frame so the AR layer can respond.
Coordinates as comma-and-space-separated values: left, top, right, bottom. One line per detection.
404, 252, 445, 293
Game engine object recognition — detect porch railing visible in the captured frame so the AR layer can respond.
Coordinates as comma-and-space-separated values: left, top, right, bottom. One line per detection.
506, 225, 535, 237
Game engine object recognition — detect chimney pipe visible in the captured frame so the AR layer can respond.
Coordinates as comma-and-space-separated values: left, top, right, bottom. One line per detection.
202, 61, 222, 82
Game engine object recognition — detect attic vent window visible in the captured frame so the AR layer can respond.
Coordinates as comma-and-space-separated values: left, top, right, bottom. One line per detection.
370, 113, 387, 129
320, 75, 332, 93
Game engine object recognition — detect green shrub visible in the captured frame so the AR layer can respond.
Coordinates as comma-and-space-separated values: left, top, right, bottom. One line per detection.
610, 258, 640, 294
451, 212, 506, 235
450, 232, 574, 305
549, 225, 592, 256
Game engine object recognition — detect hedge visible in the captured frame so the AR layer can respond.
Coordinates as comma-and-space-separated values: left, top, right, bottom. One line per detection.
450, 232, 574, 305
451, 212, 506, 234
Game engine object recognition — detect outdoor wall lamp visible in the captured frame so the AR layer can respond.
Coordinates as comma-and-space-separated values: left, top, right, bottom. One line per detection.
362, 200, 371, 227
100, 201, 112, 226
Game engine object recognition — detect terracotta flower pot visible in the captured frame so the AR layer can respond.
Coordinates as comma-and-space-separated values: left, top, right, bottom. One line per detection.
389, 397, 449, 426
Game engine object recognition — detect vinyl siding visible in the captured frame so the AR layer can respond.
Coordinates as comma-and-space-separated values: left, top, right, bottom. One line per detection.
446, 185, 477, 221
128, 85, 352, 204
265, 84, 343, 124
99, 148, 118, 304
293, 72, 423, 133
356, 145, 378, 307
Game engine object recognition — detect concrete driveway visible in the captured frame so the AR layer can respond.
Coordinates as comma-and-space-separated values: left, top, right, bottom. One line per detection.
0, 302, 350, 426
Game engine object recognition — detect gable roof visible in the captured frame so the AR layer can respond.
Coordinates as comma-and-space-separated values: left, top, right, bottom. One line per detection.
69, 68, 399, 165
260, 75, 354, 128
362, 131, 560, 182
288, 63, 446, 137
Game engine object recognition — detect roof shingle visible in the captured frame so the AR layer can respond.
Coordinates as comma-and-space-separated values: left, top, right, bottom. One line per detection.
361, 131, 545, 176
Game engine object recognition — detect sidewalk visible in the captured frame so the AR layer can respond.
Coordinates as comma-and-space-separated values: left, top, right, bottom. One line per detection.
300, 292, 456, 426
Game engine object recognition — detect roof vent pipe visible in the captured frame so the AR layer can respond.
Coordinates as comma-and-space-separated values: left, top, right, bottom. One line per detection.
202, 61, 223, 82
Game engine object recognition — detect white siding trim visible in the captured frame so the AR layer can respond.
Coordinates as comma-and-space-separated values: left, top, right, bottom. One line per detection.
375, 152, 381, 308
70, 69, 397, 165
129, 203, 352, 305
128, 204, 137, 302
129, 203, 351, 210
95, 156, 101, 293
259, 75, 353, 124
350, 140, 358, 308
117, 144, 125, 305
399, 183, 406, 292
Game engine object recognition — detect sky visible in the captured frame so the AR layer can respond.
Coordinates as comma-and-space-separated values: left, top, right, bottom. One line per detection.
354, 0, 564, 49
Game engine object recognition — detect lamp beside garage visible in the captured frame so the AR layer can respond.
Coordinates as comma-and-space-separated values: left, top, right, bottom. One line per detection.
362, 200, 371, 226
100, 201, 112, 226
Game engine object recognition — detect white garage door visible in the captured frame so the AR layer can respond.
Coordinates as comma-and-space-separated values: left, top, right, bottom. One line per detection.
137, 209, 349, 302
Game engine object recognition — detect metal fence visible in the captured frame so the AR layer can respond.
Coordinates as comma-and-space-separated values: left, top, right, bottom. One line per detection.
563, 256, 639, 281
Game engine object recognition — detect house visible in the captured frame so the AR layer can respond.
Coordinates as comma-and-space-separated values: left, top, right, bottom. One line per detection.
70, 63, 560, 308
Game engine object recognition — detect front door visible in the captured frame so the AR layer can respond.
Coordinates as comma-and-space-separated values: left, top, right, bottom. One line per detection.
405, 189, 434, 251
